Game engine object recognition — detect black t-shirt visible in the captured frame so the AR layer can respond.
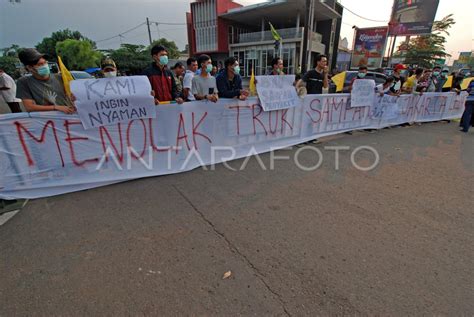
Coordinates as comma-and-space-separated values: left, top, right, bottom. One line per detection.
389, 76, 405, 94
303, 69, 325, 94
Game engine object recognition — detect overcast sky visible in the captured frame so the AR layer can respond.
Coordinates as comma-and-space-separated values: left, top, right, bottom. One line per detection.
0, 0, 472, 63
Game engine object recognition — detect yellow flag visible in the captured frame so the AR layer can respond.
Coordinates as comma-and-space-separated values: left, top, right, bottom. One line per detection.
461, 77, 474, 90
269, 22, 282, 42
331, 71, 346, 93
57, 56, 74, 96
443, 75, 453, 89
249, 68, 257, 96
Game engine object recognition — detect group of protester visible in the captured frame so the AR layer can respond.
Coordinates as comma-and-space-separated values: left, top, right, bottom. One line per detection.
0, 45, 472, 130
348, 64, 457, 96
346, 64, 473, 132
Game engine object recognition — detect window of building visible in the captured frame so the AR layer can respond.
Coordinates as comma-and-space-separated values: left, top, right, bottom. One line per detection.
231, 44, 296, 77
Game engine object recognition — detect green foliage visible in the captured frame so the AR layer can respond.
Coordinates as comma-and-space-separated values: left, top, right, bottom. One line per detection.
56, 39, 102, 70
109, 44, 151, 74
1, 44, 23, 57
403, 14, 455, 68
181, 44, 189, 54
36, 29, 96, 62
149, 38, 180, 59
0, 55, 21, 78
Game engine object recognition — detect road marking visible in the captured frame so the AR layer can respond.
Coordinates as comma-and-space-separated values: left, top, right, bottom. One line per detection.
0, 209, 20, 226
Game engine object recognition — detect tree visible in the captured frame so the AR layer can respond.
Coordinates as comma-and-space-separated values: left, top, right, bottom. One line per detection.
181, 44, 189, 55
109, 44, 151, 75
56, 39, 102, 70
36, 29, 96, 62
148, 38, 180, 59
1, 44, 23, 57
402, 14, 455, 68
0, 55, 21, 78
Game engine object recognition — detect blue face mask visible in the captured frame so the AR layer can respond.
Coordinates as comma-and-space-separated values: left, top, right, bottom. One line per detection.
358, 72, 366, 78
433, 71, 440, 77
205, 64, 213, 74
36, 64, 50, 77
233, 66, 240, 74
159, 55, 168, 65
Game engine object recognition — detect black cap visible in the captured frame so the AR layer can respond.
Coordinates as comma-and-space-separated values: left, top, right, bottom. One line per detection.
18, 48, 46, 66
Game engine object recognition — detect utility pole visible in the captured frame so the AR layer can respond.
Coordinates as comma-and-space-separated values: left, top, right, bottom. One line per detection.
388, 35, 398, 67
146, 17, 153, 45
301, 0, 311, 73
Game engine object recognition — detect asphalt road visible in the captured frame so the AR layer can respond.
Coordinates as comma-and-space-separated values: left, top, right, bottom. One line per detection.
0, 119, 473, 315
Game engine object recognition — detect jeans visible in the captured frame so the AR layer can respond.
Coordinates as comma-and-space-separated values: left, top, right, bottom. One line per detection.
461, 100, 474, 132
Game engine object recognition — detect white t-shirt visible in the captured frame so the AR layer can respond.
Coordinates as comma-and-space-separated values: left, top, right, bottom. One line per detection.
376, 84, 390, 94
0, 73, 21, 102
183, 70, 195, 101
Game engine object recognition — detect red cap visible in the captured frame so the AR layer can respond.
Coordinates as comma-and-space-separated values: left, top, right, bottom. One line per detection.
394, 64, 407, 71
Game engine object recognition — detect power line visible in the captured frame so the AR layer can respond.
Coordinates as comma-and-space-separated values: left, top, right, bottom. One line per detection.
96, 22, 147, 43
150, 21, 187, 26
93, 20, 186, 44
340, 4, 389, 23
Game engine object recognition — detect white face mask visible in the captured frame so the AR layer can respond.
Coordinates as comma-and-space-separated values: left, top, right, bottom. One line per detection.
103, 71, 117, 78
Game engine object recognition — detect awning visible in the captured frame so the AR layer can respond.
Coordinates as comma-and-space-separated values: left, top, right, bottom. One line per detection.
221, 0, 341, 28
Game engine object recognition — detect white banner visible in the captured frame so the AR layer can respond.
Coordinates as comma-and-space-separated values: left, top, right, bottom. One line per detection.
351, 79, 376, 107
255, 75, 300, 111
0, 92, 466, 199
71, 76, 156, 129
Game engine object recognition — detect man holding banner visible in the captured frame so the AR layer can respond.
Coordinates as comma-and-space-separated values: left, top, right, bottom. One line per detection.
143, 45, 183, 105
349, 66, 369, 92
192, 54, 219, 103
16, 48, 75, 114
267, 57, 285, 76
297, 54, 329, 95
216, 56, 248, 100
390, 64, 407, 95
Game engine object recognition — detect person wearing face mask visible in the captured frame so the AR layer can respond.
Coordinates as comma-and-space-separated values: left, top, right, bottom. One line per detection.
425, 67, 440, 92
182, 57, 198, 101
101, 58, 118, 78
171, 62, 185, 99
267, 57, 285, 75
0, 68, 22, 113
143, 45, 183, 105
389, 64, 406, 95
439, 67, 451, 92
215, 56, 249, 100
349, 66, 369, 92
431, 66, 443, 92
15, 48, 75, 114
192, 54, 219, 103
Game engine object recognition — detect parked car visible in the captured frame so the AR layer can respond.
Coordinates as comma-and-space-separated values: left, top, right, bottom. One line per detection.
459, 68, 472, 78
341, 71, 387, 93
383, 68, 394, 76
70, 71, 93, 80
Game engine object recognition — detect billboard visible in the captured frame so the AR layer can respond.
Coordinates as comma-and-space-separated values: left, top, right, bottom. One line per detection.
458, 52, 472, 64
351, 27, 389, 69
453, 52, 473, 69
389, 0, 440, 36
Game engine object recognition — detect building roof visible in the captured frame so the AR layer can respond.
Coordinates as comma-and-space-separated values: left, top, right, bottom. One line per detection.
220, 0, 341, 28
